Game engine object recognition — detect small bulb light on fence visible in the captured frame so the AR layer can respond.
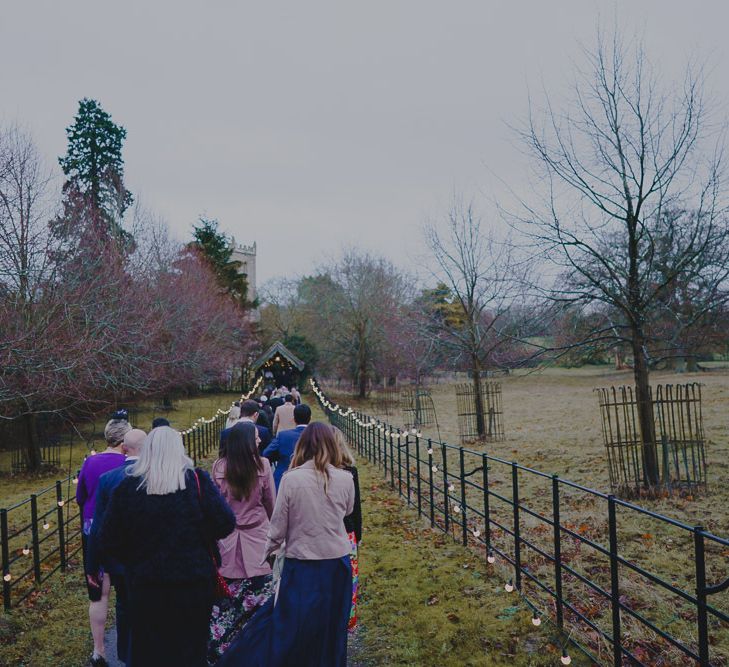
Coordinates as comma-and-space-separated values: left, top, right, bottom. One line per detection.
504, 579, 514, 593
416, 431, 422, 438
427, 448, 433, 455
453, 504, 461, 514
22, 546, 30, 556
57, 500, 64, 507
448, 483, 455, 493
410, 428, 417, 435
472, 529, 481, 538
43, 522, 49, 530
560, 651, 571, 665
90, 449, 96, 456
72, 477, 78, 485
487, 551, 496, 564
432, 465, 438, 473
3, 573, 11, 582
531, 612, 541, 626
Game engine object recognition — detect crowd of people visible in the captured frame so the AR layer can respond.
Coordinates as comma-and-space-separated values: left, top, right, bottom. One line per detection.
75, 386, 362, 667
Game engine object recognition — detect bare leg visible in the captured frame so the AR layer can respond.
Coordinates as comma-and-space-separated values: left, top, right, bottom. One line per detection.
89, 573, 111, 656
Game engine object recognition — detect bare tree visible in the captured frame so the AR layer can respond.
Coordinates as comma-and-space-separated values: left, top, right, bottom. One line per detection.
0, 126, 55, 305
424, 198, 525, 438
513, 30, 729, 485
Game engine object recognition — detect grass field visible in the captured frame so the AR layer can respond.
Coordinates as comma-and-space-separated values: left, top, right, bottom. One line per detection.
321, 366, 729, 665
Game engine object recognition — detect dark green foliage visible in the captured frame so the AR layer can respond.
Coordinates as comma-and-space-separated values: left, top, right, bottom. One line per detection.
282, 333, 318, 382
58, 98, 133, 240
191, 217, 255, 309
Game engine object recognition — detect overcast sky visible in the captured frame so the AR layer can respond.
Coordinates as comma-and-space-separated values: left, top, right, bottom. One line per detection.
2, 1, 728, 284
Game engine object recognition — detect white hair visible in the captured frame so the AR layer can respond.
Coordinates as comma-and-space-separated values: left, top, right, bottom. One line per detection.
225, 405, 241, 429
128, 426, 194, 495
104, 419, 131, 446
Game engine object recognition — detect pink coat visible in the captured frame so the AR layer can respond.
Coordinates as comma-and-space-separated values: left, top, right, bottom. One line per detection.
212, 457, 276, 579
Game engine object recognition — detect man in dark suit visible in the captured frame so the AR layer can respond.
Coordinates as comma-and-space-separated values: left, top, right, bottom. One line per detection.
263, 403, 311, 489
87, 428, 146, 666
219, 399, 272, 456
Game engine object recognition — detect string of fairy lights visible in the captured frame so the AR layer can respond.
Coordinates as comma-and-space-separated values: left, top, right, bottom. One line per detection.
309, 378, 573, 665
3, 377, 266, 587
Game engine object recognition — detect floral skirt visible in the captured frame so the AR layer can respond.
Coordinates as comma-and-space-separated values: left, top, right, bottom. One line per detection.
208, 574, 274, 664
348, 531, 359, 632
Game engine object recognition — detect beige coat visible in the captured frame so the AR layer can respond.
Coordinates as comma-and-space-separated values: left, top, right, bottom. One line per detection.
272, 402, 296, 435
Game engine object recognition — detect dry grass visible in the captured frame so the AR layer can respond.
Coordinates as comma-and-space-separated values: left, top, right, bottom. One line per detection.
322, 367, 729, 665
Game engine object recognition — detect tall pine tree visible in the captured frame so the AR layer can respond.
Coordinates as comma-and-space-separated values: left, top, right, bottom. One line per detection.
58, 98, 133, 242
191, 217, 256, 309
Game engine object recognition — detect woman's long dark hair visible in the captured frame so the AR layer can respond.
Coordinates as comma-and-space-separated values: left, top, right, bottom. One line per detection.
225, 423, 263, 501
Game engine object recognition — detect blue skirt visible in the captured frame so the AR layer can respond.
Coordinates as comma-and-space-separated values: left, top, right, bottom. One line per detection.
217, 556, 352, 667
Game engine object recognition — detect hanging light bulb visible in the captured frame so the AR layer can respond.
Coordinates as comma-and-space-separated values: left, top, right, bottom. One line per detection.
504, 579, 514, 593
3, 573, 10, 582
453, 504, 461, 514
472, 529, 481, 538
43, 522, 50, 530
22, 546, 30, 556
531, 612, 541, 626
72, 477, 78, 485
431, 465, 438, 473
560, 651, 571, 665
487, 551, 496, 563
90, 449, 96, 456
57, 500, 64, 507
448, 483, 455, 493
427, 448, 433, 455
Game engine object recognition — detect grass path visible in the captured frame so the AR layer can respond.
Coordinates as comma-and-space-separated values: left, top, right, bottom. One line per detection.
348, 458, 562, 666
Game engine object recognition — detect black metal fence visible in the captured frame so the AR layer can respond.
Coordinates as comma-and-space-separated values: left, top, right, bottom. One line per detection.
0, 408, 230, 611
311, 378, 729, 666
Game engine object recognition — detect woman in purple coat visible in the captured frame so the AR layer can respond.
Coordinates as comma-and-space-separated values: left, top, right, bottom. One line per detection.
208, 422, 277, 663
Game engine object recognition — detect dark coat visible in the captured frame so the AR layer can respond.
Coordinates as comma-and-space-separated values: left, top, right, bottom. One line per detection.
97, 468, 235, 582
262, 425, 306, 489
343, 465, 362, 543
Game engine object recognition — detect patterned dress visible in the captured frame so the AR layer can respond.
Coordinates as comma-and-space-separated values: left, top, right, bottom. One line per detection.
208, 575, 274, 664
348, 531, 359, 631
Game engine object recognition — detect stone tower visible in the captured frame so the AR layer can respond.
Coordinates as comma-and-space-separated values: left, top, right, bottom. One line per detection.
230, 238, 258, 319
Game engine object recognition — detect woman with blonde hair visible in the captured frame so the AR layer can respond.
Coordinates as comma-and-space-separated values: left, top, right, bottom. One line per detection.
225, 404, 241, 430
218, 422, 355, 667
98, 426, 235, 666
331, 426, 362, 632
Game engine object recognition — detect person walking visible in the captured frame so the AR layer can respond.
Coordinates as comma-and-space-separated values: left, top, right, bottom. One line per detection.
217, 422, 355, 667
263, 403, 311, 490
86, 428, 147, 665
208, 422, 277, 663
76, 414, 130, 667
271, 395, 296, 435
331, 426, 362, 632
97, 426, 235, 667
220, 400, 272, 456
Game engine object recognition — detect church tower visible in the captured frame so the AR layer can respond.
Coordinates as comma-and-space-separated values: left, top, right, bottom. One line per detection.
230, 239, 258, 319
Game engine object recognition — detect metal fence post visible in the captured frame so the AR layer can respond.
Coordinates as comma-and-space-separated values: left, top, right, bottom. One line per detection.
428, 440, 435, 527
459, 448, 467, 546
482, 454, 491, 552
397, 431, 403, 496
1, 508, 11, 610
30, 495, 41, 584
694, 526, 710, 667
511, 463, 521, 590
607, 495, 622, 666
415, 435, 422, 518
552, 475, 564, 632
405, 434, 412, 505
56, 481, 67, 571
441, 444, 450, 534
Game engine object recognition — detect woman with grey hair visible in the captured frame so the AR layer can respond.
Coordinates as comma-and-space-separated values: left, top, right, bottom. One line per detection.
98, 426, 235, 666
76, 414, 131, 667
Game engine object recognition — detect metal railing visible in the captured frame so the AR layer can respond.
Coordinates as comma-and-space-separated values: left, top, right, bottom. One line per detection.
0, 377, 265, 611
311, 378, 729, 667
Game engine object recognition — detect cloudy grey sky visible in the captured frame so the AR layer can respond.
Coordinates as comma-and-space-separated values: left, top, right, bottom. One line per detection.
2, 1, 728, 283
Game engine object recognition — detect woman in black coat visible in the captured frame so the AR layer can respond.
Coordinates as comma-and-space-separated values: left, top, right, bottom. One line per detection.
98, 426, 235, 666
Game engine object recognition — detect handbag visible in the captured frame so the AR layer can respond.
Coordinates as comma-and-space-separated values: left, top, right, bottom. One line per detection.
193, 470, 232, 599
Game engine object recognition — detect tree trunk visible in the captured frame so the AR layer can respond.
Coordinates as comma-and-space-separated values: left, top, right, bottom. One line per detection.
631, 335, 659, 486
471, 354, 485, 438
24, 413, 42, 472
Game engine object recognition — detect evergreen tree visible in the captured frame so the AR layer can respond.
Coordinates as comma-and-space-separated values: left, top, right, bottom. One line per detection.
58, 98, 133, 240
191, 217, 255, 309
